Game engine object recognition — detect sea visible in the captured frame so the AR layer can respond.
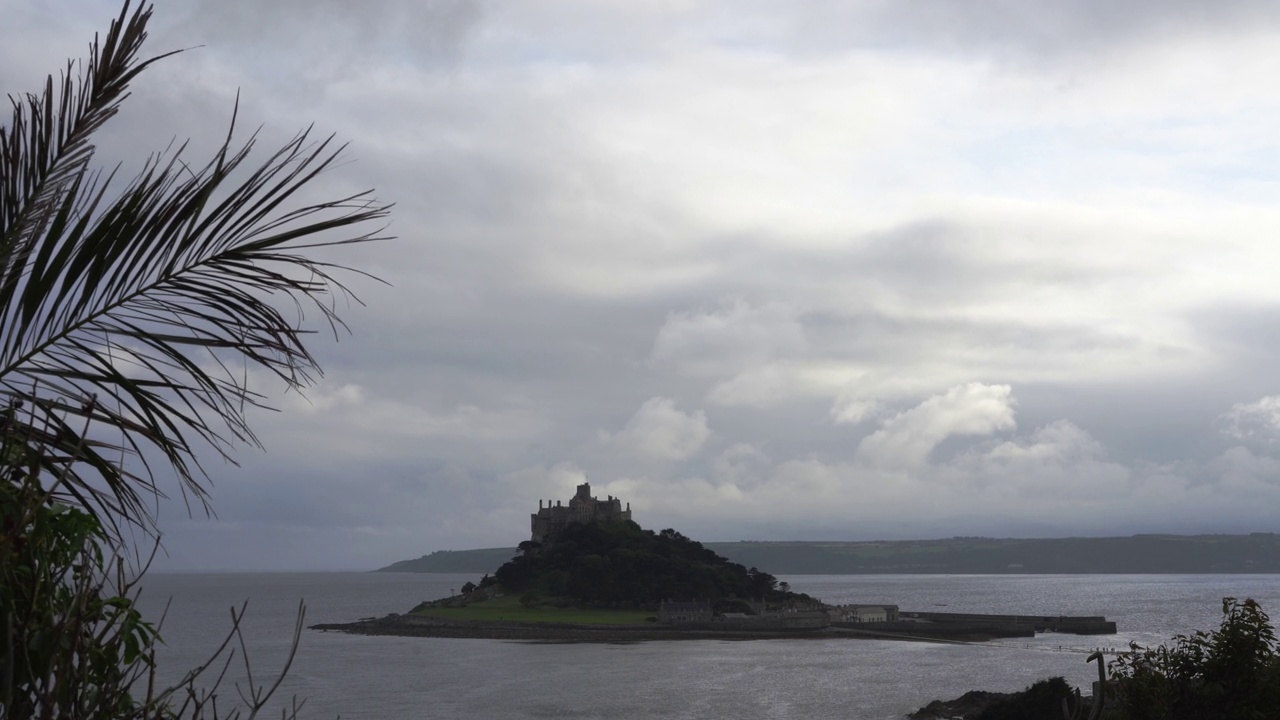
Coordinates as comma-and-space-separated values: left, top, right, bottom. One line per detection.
132, 573, 1280, 720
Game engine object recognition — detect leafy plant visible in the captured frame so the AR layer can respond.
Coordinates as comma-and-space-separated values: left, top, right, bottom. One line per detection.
0, 409, 158, 717
0, 400, 314, 718
1107, 597, 1280, 720
972, 677, 1077, 720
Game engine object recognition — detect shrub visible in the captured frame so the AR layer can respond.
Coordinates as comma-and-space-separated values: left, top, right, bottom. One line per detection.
1107, 597, 1280, 720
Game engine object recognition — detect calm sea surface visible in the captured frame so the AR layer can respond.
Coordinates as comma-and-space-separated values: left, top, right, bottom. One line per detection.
133, 573, 1280, 720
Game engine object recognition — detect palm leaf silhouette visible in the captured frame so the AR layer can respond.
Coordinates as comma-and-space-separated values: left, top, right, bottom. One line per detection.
0, 2, 391, 533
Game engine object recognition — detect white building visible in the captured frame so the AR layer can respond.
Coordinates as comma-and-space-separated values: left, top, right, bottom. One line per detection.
833, 604, 898, 623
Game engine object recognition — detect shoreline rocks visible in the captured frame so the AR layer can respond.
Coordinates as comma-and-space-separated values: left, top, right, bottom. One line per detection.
909, 677, 1089, 720
309, 614, 1007, 643
310, 614, 841, 642
908, 690, 1014, 719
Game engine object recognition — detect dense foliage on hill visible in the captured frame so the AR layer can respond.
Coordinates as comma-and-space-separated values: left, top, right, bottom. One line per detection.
482, 520, 808, 609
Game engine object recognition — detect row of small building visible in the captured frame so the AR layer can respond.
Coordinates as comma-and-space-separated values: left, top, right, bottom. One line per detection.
657, 601, 900, 628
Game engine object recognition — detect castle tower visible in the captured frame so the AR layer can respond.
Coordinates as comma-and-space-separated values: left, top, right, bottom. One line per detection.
529, 481, 632, 542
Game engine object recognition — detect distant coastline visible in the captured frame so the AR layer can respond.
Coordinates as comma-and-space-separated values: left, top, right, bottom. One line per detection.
378, 533, 1280, 575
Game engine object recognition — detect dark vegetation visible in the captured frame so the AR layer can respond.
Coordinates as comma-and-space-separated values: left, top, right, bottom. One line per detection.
381, 534, 1280, 574
1107, 597, 1280, 720
909, 678, 1079, 720
974, 678, 1079, 720
479, 520, 813, 610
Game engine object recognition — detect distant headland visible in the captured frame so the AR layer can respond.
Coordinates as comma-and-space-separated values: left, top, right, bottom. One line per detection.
380, 532, 1280, 575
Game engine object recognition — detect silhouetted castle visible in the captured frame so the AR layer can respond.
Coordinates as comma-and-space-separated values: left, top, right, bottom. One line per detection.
530, 482, 631, 543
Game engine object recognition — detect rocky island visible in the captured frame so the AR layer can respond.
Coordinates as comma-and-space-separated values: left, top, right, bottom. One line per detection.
315, 483, 1115, 642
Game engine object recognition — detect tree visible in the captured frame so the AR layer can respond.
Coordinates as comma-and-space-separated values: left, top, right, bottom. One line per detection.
0, 1, 389, 534
0, 428, 161, 718
1, 1, 388, 716
1107, 597, 1280, 720
1, 439, 313, 718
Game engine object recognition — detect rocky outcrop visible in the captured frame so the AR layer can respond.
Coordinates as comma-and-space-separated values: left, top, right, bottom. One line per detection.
909, 677, 1087, 720
908, 690, 1012, 719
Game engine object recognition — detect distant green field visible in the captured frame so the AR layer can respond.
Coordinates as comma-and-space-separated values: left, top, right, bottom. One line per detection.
412, 594, 652, 625
844, 544, 949, 558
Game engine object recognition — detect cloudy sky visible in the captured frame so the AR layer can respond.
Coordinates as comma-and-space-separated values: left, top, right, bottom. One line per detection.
6, 1, 1280, 570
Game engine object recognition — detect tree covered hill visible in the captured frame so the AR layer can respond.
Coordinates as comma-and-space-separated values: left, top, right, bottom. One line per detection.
479, 520, 808, 609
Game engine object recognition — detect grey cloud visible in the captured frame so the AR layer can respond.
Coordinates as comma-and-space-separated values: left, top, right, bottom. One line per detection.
686, 220, 1135, 324
807, 311, 1144, 366
1217, 396, 1280, 445
822, 220, 1131, 307
13, 1, 1280, 570
166, 0, 483, 74
0, 9, 99, 93
651, 298, 807, 377
857, 383, 1017, 467
603, 397, 711, 462
1187, 303, 1280, 363
436, 1, 1280, 70
782, 0, 1280, 65
983, 378, 1242, 465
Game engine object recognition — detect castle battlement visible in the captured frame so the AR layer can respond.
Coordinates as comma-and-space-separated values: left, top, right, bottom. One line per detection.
530, 482, 631, 543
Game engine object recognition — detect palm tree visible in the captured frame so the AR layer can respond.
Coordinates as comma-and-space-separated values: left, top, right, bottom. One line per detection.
0, 1, 390, 533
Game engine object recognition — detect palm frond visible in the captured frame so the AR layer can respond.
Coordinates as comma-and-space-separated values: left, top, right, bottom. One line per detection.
0, 2, 392, 530
1, 2, 175, 279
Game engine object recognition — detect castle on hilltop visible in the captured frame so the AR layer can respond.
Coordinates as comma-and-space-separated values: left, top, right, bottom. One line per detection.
530, 482, 631, 543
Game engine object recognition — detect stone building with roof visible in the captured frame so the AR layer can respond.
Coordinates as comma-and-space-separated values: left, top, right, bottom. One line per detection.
530, 482, 632, 543
657, 601, 714, 623
830, 604, 900, 623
